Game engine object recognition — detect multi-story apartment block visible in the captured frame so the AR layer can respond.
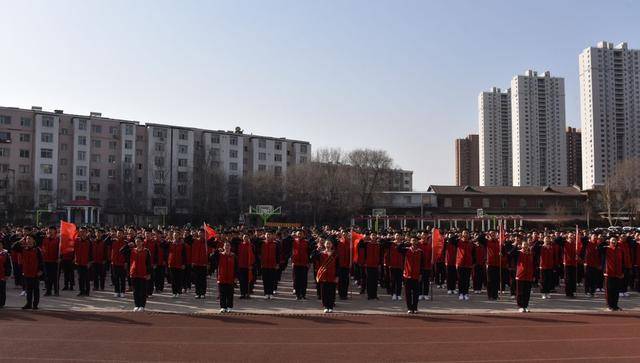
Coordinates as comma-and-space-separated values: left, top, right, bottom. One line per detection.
566, 127, 582, 188
455, 134, 479, 186
0, 105, 311, 223
579, 41, 640, 189
511, 70, 567, 186
479, 87, 512, 186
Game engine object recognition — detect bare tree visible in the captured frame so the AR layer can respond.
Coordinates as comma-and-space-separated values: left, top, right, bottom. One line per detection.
345, 149, 393, 212
598, 158, 640, 226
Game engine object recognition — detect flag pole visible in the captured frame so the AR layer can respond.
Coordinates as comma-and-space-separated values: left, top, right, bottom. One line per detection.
56, 221, 62, 295
349, 222, 353, 300
498, 221, 503, 300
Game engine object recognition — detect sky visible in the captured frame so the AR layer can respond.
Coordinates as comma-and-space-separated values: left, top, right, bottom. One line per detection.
1, 0, 639, 189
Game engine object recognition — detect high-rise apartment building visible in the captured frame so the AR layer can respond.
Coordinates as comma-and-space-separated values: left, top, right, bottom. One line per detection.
511, 70, 567, 186
0, 105, 311, 223
579, 41, 640, 189
479, 87, 511, 186
566, 127, 582, 188
455, 134, 479, 186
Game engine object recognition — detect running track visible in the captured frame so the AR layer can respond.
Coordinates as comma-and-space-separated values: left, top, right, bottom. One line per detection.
1, 311, 640, 362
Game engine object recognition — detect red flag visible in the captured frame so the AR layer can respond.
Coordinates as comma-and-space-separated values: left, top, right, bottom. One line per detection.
60, 221, 77, 256
431, 228, 444, 265
499, 222, 506, 250
351, 231, 364, 263
204, 223, 216, 241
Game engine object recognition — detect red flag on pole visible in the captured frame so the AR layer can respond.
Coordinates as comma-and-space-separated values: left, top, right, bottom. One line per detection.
431, 228, 444, 265
351, 231, 364, 263
499, 222, 506, 250
204, 223, 216, 241
60, 221, 77, 255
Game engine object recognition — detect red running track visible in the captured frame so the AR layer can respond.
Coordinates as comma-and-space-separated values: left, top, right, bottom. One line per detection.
1, 311, 640, 362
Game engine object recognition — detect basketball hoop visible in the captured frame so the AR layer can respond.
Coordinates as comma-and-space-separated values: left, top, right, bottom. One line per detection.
249, 205, 282, 225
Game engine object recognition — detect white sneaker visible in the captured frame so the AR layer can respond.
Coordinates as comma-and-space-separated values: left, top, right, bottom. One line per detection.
391, 294, 397, 300
407, 310, 413, 314
546, 294, 551, 299
474, 290, 480, 294
226, 308, 232, 313
20, 291, 26, 296
114, 293, 120, 297
265, 295, 270, 300
447, 290, 453, 295
328, 309, 333, 313
220, 308, 226, 313
464, 294, 470, 300
524, 308, 530, 312
624, 292, 631, 297
139, 307, 144, 312
541, 294, 547, 299
398, 296, 402, 300
518, 308, 525, 313
323, 308, 329, 313
458, 294, 464, 300
619, 292, 624, 297
133, 307, 139, 312
418, 295, 424, 300
425, 295, 431, 300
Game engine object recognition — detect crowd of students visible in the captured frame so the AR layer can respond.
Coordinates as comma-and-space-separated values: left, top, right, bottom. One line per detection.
0, 224, 638, 314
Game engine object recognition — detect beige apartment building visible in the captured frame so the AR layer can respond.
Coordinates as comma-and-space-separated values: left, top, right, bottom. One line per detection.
0, 105, 311, 224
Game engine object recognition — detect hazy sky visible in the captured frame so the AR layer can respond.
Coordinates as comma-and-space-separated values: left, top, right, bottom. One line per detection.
1, 0, 639, 189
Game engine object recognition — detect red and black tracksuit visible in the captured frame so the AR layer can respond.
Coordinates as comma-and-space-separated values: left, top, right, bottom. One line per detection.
292, 238, 310, 299
110, 237, 127, 294
419, 239, 432, 297
154, 239, 167, 292
385, 241, 404, 297
61, 250, 75, 290
215, 251, 236, 309
190, 237, 210, 297
41, 236, 59, 295
599, 242, 625, 310
312, 250, 339, 309
562, 238, 578, 297
0, 249, 12, 307
472, 241, 486, 292
74, 238, 93, 296
238, 240, 255, 298
399, 244, 423, 312
337, 238, 351, 299
582, 240, 601, 295
510, 247, 535, 309
483, 236, 501, 300
620, 239, 633, 294
167, 239, 187, 295
92, 238, 108, 291
444, 238, 457, 291
259, 240, 280, 296
11, 242, 43, 309
358, 240, 381, 300
454, 237, 473, 296
537, 244, 555, 294
120, 245, 152, 308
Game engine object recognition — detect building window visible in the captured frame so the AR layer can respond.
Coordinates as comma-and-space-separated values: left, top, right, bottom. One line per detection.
124, 154, 132, 164
274, 166, 282, 176
91, 154, 101, 163
443, 198, 452, 208
78, 136, 87, 145
19, 165, 29, 174
229, 149, 238, 158
109, 141, 117, 150
258, 139, 266, 148
90, 169, 101, 177
19, 133, 31, 142
109, 126, 118, 135
124, 140, 133, 149
41, 149, 53, 158
108, 155, 116, 163
258, 164, 267, 172
178, 158, 187, 167
0, 115, 11, 125
20, 149, 30, 158
76, 166, 87, 176
108, 169, 116, 178
275, 142, 282, 150
229, 162, 238, 171
0, 131, 12, 142
40, 164, 53, 174
211, 134, 220, 144
153, 128, 166, 138
42, 116, 54, 128
154, 170, 164, 180
230, 136, 238, 145
154, 143, 164, 152
90, 183, 100, 192
177, 172, 188, 182
178, 130, 188, 140
537, 200, 544, 209
39, 178, 53, 191
77, 151, 86, 161
274, 154, 282, 162
92, 139, 102, 148
125, 125, 134, 135
463, 198, 472, 208
519, 199, 527, 208
92, 125, 102, 133
154, 156, 164, 167
299, 156, 307, 163
300, 144, 308, 153
60, 173, 68, 181
78, 119, 87, 130
0, 148, 9, 157
75, 181, 87, 192
482, 198, 490, 208
41, 133, 53, 143
177, 185, 187, 195
178, 145, 188, 154
20, 117, 31, 127
258, 152, 266, 161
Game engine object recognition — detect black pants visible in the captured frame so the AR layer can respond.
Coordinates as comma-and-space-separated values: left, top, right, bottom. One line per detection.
170, 268, 184, 295
320, 282, 336, 309
154, 266, 165, 292
486, 266, 499, 299
472, 264, 485, 291
92, 263, 106, 290
146, 268, 155, 296
516, 280, 532, 309
238, 268, 250, 297
62, 260, 74, 289
193, 266, 207, 296
24, 277, 40, 308
77, 265, 90, 295
622, 268, 632, 293
405, 279, 419, 311
262, 268, 276, 295
420, 270, 430, 296
390, 268, 402, 296
338, 267, 349, 299
446, 265, 457, 291
13, 263, 22, 287
365, 267, 379, 299
183, 265, 192, 290
605, 277, 622, 310
457, 267, 471, 295
293, 266, 309, 298
540, 269, 554, 294
434, 262, 446, 286
219, 283, 233, 309
564, 265, 576, 296
577, 264, 584, 285
509, 270, 517, 296
0, 280, 6, 307
44, 262, 59, 295
584, 266, 598, 295
112, 265, 126, 294
132, 277, 147, 308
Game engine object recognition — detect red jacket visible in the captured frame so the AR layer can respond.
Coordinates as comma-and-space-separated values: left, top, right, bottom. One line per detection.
260, 241, 278, 269
315, 252, 338, 283
539, 245, 555, 270
563, 240, 577, 266
144, 239, 158, 265
41, 237, 59, 263
237, 241, 254, 269
292, 238, 310, 267
584, 241, 601, 269
217, 252, 235, 284
191, 237, 209, 266
516, 250, 535, 281
403, 246, 423, 280
129, 248, 151, 278
92, 239, 107, 264
361, 241, 380, 268
419, 241, 432, 270
455, 239, 473, 268
445, 242, 456, 266
110, 238, 126, 266
486, 239, 501, 267
168, 241, 186, 268
337, 239, 350, 268
387, 242, 403, 269
21, 247, 43, 278
0, 250, 11, 279
74, 238, 92, 267
621, 240, 632, 269
474, 243, 486, 266
601, 244, 624, 279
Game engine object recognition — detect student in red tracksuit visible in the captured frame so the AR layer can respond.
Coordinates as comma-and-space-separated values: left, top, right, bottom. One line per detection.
143, 230, 158, 296
237, 234, 255, 299
562, 232, 578, 298
41, 226, 59, 296
418, 233, 432, 300
358, 234, 381, 300
536, 236, 555, 299
154, 231, 167, 293
0, 240, 13, 308
386, 234, 404, 301
74, 227, 93, 297
337, 234, 351, 300
258, 232, 280, 299
92, 229, 109, 291
312, 239, 339, 313
582, 234, 601, 297
214, 241, 235, 313
120, 237, 152, 312
509, 239, 535, 313
472, 236, 486, 294
190, 229, 209, 299
12, 235, 43, 310
167, 231, 187, 297
453, 231, 473, 300
620, 236, 633, 297
598, 237, 625, 311
444, 234, 457, 294
292, 231, 311, 300
110, 230, 127, 297
482, 231, 501, 300
399, 237, 423, 314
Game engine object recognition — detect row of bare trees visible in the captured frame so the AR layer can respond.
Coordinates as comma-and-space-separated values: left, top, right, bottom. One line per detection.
596, 158, 640, 226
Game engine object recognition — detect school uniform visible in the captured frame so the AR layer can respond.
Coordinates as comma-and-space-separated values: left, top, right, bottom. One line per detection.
191, 237, 209, 297
120, 245, 152, 309
92, 237, 108, 291
312, 250, 339, 310
74, 237, 93, 296
510, 248, 535, 310
598, 241, 624, 310
155, 239, 167, 292
259, 240, 280, 296
0, 249, 12, 307
582, 239, 601, 295
537, 244, 555, 294
61, 250, 75, 290
41, 236, 59, 295
358, 240, 381, 300
562, 238, 577, 297
386, 241, 404, 297
237, 240, 255, 298
167, 239, 187, 295
444, 238, 457, 291
215, 251, 236, 310
418, 239, 432, 297
454, 237, 473, 296
484, 237, 501, 300
11, 242, 44, 309
292, 238, 310, 299
399, 245, 423, 312
110, 237, 127, 295
337, 238, 351, 299
472, 242, 486, 292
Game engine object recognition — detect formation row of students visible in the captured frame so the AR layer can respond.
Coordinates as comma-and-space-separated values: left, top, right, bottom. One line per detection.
1, 225, 639, 313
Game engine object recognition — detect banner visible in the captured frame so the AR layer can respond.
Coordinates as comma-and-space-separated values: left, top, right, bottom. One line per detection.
60, 221, 77, 255
431, 228, 444, 265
